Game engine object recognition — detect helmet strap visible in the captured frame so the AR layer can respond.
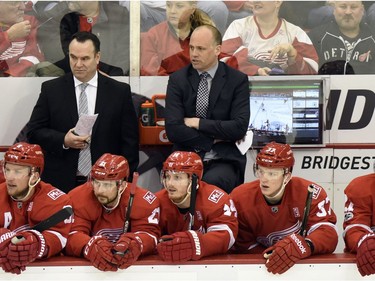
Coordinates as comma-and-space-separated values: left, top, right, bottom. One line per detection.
264, 173, 291, 204
11, 173, 40, 202
171, 179, 192, 208
102, 181, 126, 212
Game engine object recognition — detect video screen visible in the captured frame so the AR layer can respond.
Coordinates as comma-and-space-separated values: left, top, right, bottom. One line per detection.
249, 79, 323, 147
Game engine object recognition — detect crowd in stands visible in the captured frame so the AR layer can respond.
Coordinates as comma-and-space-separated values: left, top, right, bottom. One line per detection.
2, 1, 375, 77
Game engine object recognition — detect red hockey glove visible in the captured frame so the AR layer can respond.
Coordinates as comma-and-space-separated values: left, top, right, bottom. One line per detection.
356, 233, 375, 276
263, 233, 312, 274
7, 230, 47, 267
0, 228, 24, 274
0, 228, 15, 257
112, 233, 143, 269
83, 235, 118, 272
157, 230, 203, 262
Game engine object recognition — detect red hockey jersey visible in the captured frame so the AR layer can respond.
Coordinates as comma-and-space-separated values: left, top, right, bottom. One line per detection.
221, 16, 318, 76
156, 182, 238, 258
0, 181, 72, 258
231, 176, 337, 254
343, 173, 375, 252
140, 21, 190, 76
65, 183, 160, 257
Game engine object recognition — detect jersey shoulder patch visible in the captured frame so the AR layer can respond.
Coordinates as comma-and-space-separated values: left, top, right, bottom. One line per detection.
47, 189, 65, 200
143, 191, 157, 204
311, 184, 322, 200
208, 189, 224, 204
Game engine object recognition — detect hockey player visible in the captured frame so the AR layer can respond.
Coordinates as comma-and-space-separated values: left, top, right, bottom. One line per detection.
156, 151, 238, 262
0, 142, 72, 274
343, 172, 375, 276
231, 142, 338, 274
65, 153, 160, 271
0, 160, 5, 184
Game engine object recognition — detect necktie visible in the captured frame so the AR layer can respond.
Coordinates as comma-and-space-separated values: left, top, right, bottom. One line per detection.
196, 72, 209, 118
77, 83, 91, 176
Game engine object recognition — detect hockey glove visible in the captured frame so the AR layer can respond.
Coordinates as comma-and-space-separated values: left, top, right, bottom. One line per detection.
157, 230, 203, 262
83, 235, 118, 272
7, 230, 47, 267
112, 233, 143, 269
0, 228, 15, 257
356, 233, 375, 276
0, 228, 24, 274
263, 233, 311, 274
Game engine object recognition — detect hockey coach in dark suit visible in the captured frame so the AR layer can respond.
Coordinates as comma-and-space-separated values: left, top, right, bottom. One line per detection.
27, 32, 139, 193
165, 25, 250, 193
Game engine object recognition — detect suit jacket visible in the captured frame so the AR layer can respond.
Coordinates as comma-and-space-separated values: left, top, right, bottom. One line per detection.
165, 61, 250, 184
27, 72, 139, 193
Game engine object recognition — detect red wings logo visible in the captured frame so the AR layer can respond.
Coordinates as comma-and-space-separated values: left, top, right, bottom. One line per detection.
208, 189, 224, 203
143, 191, 156, 204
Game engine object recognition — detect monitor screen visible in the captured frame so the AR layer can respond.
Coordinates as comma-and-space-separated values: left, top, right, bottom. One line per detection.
249, 78, 324, 147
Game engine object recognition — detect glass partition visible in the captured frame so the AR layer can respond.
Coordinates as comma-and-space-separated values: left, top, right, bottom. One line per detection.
1, 1, 375, 77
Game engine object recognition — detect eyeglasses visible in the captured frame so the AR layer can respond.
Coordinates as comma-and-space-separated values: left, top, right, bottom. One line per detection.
254, 168, 285, 180
91, 179, 118, 189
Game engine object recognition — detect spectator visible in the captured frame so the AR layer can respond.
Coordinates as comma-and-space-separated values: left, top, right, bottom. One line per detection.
27, 31, 139, 193
221, 1, 318, 76
120, 1, 229, 35
231, 142, 338, 274
308, 1, 375, 74
65, 153, 160, 272
224, 1, 253, 27
0, 1, 44, 77
156, 151, 238, 262
165, 25, 250, 193
0, 142, 72, 274
34, 1, 129, 75
0, 160, 5, 184
141, 1, 215, 76
343, 170, 375, 276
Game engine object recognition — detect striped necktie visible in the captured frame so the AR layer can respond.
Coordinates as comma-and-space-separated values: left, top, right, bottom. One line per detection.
77, 83, 91, 176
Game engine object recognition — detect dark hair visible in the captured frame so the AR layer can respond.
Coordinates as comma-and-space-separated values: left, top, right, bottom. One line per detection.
318, 60, 355, 75
194, 24, 222, 45
70, 31, 101, 53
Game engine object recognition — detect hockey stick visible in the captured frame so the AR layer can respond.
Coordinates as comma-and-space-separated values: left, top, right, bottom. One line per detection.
11, 206, 73, 243
299, 184, 314, 237
113, 172, 138, 256
123, 172, 139, 234
188, 174, 198, 231
264, 184, 314, 260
